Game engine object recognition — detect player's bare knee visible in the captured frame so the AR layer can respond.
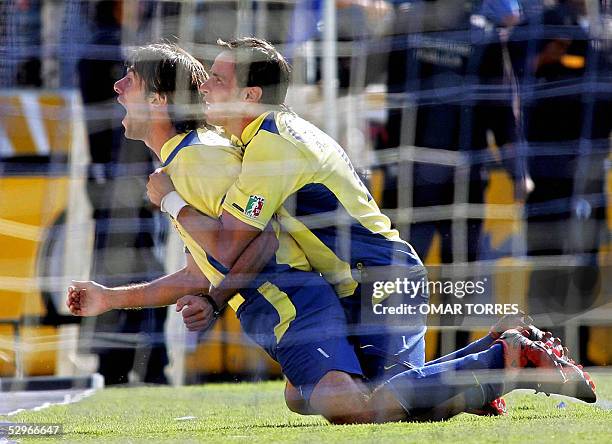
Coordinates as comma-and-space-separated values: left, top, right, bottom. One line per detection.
368, 384, 409, 423
325, 384, 406, 424
309, 371, 376, 424
284, 381, 312, 415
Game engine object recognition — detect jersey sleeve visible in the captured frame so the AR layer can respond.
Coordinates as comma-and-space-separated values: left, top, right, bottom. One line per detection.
168, 145, 242, 218
222, 132, 313, 229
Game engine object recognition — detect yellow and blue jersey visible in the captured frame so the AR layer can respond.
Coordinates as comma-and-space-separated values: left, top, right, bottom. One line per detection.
222, 111, 423, 297
159, 128, 311, 310
160, 129, 371, 387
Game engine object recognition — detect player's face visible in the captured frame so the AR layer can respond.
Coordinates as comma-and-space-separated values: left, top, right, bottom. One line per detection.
114, 70, 152, 141
200, 51, 244, 128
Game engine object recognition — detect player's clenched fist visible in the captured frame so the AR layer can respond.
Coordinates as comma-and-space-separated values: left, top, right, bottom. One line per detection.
176, 295, 216, 332
66, 280, 112, 317
147, 169, 175, 207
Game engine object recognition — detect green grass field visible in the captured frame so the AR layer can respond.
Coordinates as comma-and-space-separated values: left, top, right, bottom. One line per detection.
7, 371, 612, 443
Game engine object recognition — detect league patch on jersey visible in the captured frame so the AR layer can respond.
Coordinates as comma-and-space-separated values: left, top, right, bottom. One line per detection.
245, 195, 265, 218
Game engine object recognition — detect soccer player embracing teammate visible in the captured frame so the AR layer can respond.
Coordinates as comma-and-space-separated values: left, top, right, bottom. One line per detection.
68, 40, 595, 424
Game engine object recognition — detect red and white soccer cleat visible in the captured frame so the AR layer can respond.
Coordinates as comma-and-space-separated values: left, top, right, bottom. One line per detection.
495, 329, 596, 403
467, 397, 508, 416
489, 313, 551, 342
490, 314, 571, 362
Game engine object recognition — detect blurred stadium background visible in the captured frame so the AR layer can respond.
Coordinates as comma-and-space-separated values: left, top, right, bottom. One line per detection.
0, 0, 611, 392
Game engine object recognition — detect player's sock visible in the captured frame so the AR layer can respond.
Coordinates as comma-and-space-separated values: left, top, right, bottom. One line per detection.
382, 344, 505, 418
424, 334, 496, 366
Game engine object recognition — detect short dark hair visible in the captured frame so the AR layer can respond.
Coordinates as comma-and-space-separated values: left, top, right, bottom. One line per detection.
217, 38, 291, 105
127, 43, 207, 133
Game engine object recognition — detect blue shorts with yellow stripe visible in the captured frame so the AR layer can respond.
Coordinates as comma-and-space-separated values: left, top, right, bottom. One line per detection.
236, 270, 364, 401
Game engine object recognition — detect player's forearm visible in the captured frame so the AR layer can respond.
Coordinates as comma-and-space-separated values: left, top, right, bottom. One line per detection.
209, 227, 279, 308
107, 267, 209, 310
176, 207, 258, 269
176, 206, 224, 260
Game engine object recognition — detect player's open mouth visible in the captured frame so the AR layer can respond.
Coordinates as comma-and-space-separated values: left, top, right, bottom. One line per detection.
116, 99, 127, 120
118, 106, 128, 126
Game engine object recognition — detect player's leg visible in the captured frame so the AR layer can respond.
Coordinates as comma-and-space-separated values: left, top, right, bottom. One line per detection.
282, 360, 409, 423
241, 270, 594, 424
237, 270, 374, 423
420, 313, 567, 416
378, 344, 506, 420
423, 335, 495, 366
423, 312, 549, 367
310, 346, 505, 423
284, 381, 314, 415
350, 257, 569, 418
310, 344, 503, 423
370, 328, 596, 422
273, 274, 381, 423
284, 370, 381, 422
358, 316, 520, 417
285, 370, 406, 424
308, 371, 376, 424
307, 314, 594, 423
285, 329, 593, 424
264, 270, 440, 424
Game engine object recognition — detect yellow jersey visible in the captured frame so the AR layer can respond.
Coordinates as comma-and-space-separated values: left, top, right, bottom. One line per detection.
222, 111, 423, 298
160, 128, 311, 309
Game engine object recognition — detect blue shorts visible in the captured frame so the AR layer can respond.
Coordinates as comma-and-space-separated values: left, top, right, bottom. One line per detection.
342, 263, 429, 382
237, 270, 363, 401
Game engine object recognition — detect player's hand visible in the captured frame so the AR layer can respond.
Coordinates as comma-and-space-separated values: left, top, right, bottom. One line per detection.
66, 280, 112, 317
147, 169, 175, 207
176, 294, 216, 331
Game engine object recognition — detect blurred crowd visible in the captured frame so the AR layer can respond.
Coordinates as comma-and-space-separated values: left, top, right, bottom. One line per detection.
376, 0, 611, 359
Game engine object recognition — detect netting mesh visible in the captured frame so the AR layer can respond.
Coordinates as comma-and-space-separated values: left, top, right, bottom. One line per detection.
0, 0, 610, 384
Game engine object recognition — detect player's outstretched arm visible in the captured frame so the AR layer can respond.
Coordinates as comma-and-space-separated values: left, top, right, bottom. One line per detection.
66, 253, 210, 316
66, 281, 112, 316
